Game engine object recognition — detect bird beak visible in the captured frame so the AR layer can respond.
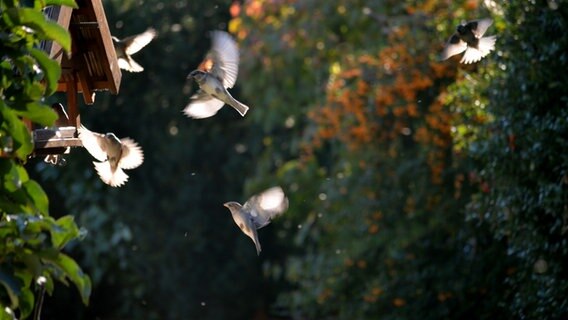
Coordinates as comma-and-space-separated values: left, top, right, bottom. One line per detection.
187, 71, 196, 80
223, 203, 229, 208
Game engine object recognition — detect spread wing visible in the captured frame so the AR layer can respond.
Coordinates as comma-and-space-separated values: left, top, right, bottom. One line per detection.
123, 28, 157, 55
183, 90, 225, 119
467, 18, 493, 38
78, 125, 108, 162
441, 34, 467, 60
243, 186, 289, 229
118, 56, 144, 72
119, 138, 144, 170
201, 31, 239, 89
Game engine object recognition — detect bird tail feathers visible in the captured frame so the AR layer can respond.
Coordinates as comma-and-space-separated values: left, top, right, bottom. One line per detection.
94, 161, 129, 187
119, 56, 144, 72
253, 232, 262, 256
230, 99, 249, 117
461, 35, 496, 64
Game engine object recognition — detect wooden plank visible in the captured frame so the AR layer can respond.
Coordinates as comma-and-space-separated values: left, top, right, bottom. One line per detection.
67, 77, 81, 128
50, 6, 73, 63
90, 0, 121, 94
33, 128, 82, 149
34, 139, 83, 149
57, 79, 126, 92
34, 127, 77, 140
77, 69, 95, 104
33, 147, 71, 156
40, 6, 72, 64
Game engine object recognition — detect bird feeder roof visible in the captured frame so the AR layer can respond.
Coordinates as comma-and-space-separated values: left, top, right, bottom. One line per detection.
43, 0, 121, 104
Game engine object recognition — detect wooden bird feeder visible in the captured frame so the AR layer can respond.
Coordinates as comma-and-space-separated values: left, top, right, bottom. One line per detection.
32, 0, 121, 156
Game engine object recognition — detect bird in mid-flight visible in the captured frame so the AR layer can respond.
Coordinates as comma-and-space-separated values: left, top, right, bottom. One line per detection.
441, 18, 496, 64
112, 28, 157, 72
223, 186, 289, 255
183, 31, 249, 119
78, 125, 144, 187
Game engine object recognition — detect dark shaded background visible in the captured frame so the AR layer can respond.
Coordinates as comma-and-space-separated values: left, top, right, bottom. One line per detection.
29, 1, 568, 319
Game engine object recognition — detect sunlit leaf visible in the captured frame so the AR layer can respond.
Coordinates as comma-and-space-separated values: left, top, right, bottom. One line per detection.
39, 0, 78, 8
11, 101, 58, 127
0, 103, 33, 159
22, 180, 49, 215
51, 216, 80, 248
17, 287, 34, 319
42, 253, 91, 305
29, 47, 61, 96
4, 8, 72, 52
0, 160, 29, 192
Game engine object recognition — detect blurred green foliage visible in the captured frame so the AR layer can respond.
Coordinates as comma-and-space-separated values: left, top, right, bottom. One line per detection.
15, 0, 568, 319
466, 1, 568, 318
0, 0, 90, 319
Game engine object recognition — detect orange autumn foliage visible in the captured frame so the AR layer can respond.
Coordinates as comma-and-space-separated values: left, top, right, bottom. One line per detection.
308, 23, 457, 183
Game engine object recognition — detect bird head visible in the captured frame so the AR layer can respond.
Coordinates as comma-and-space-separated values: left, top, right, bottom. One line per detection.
223, 202, 242, 214
456, 24, 468, 35
187, 70, 206, 82
105, 133, 121, 144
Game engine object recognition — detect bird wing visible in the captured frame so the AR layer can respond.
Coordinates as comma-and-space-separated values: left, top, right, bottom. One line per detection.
123, 28, 157, 55
183, 90, 225, 119
467, 18, 493, 38
118, 56, 144, 72
202, 31, 239, 89
441, 34, 467, 60
78, 125, 108, 162
244, 186, 289, 229
119, 138, 144, 170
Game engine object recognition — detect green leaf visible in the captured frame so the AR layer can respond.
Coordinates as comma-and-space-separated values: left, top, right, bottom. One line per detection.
50, 216, 80, 248
0, 160, 29, 192
0, 307, 17, 320
29, 48, 61, 96
22, 180, 49, 215
17, 287, 34, 319
11, 101, 57, 127
0, 269, 21, 309
43, 274, 54, 296
4, 8, 72, 52
0, 103, 33, 160
39, 0, 79, 9
43, 253, 91, 305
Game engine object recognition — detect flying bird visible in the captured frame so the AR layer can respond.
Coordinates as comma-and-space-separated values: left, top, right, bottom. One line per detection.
78, 125, 144, 187
441, 18, 496, 64
183, 30, 249, 119
223, 186, 289, 255
113, 28, 157, 72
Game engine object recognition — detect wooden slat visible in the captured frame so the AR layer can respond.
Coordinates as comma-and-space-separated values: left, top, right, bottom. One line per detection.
33, 147, 70, 156
33, 128, 82, 149
49, 6, 73, 63
67, 77, 81, 128
56, 0, 121, 95
88, 0, 121, 94
77, 69, 95, 104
